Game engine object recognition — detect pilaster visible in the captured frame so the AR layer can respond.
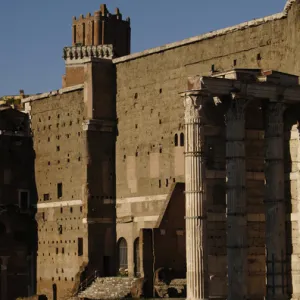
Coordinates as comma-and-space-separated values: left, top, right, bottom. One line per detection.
225, 97, 248, 300
183, 91, 209, 300
264, 101, 287, 300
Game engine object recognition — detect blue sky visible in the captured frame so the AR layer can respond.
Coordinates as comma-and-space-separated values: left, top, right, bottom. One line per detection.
0, 0, 286, 95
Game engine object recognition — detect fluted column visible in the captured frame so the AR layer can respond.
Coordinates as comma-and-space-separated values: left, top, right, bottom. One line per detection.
183, 92, 209, 300
1, 256, 9, 300
264, 102, 287, 300
225, 97, 248, 300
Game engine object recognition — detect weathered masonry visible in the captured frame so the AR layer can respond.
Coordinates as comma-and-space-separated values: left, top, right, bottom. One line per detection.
23, 83, 117, 300
19, 1, 300, 299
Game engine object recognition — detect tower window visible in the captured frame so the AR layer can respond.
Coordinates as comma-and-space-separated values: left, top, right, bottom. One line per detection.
44, 194, 50, 201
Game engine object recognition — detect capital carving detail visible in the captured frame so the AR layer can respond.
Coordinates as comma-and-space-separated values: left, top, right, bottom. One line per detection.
266, 102, 285, 123
183, 94, 207, 123
226, 98, 247, 123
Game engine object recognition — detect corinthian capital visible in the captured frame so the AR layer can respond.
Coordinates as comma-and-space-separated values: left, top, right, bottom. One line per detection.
226, 98, 248, 123
182, 92, 207, 123
266, 102, 286, 123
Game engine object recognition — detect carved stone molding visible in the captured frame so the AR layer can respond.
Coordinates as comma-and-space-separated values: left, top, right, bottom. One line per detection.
183, 93, 208, 124
265, 102, 285, 137
225, 98, 248, 123
63, 44, 115, 62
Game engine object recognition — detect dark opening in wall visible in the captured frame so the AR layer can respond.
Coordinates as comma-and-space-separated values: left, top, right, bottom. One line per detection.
233, 59, 237, 66
60, 207, 63, 213
56, 248, 58, 254
44, 194, 50, 201
159, 119, 162, 124
159, 180, 161, 188
80, 206, 82, 213
135, 124, 138, 129
174, 134, 178, 147
257, 53, 262, 60
57, 183, 63, 198
166, 179, 168, 187
19, 191, 29, 210
180, 133, 184, 147
57, 146, 60, 152
70, 207, 73, 213
62, 248, 65, 254
211, 64, 215, 72
159, 88, 162, 94
78, 238, 83, 256
48, 137, 50, 142
59, 225, 63, 235
134, 93, 138, 99
48, 161, 51, 166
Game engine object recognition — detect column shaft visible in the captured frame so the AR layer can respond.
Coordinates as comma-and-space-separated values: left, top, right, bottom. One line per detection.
265, 102, 287, 300
226, 99, 248, 300
184, 94, 208, 300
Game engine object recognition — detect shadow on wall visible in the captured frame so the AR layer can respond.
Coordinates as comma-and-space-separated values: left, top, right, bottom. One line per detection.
0, 107, 38, 300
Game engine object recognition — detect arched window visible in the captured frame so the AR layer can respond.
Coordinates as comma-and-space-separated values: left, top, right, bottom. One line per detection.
180, 133, 184, 147
118, 238, 128, 270
134, 238, 140, 277
174, 134, 178, 147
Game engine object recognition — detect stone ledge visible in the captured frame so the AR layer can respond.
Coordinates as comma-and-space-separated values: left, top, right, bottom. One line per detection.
63, 44, 114, 62
284, 0, 296, 12
113, 12, 285, 64
82, 119, 116, 132
21, 84, 84, 103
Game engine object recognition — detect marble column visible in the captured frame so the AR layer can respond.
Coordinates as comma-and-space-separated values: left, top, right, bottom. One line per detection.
1, 256, 9, 300
183, 91, 209, 300
225, 97, 248, 300
264, 101, 287, 300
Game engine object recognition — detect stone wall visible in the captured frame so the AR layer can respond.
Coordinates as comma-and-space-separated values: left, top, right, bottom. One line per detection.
28, 88, 88, 299
114, 2, 300, 297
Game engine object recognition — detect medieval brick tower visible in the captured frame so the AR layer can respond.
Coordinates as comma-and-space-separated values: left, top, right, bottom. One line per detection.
62, 4, 130, 88
22, 4, 131, 300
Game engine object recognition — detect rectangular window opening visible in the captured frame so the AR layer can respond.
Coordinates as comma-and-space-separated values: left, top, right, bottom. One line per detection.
78, 238, 83, 256
19, 190, 29, 210
57, 183, 63, 198
44, 193, 50, 201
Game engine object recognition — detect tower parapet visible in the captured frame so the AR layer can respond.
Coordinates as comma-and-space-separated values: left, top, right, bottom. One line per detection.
71, 4, 130, 57
63, 44, 114, 64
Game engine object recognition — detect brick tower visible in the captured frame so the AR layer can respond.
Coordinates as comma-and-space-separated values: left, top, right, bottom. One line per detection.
62, 4, 131, 88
